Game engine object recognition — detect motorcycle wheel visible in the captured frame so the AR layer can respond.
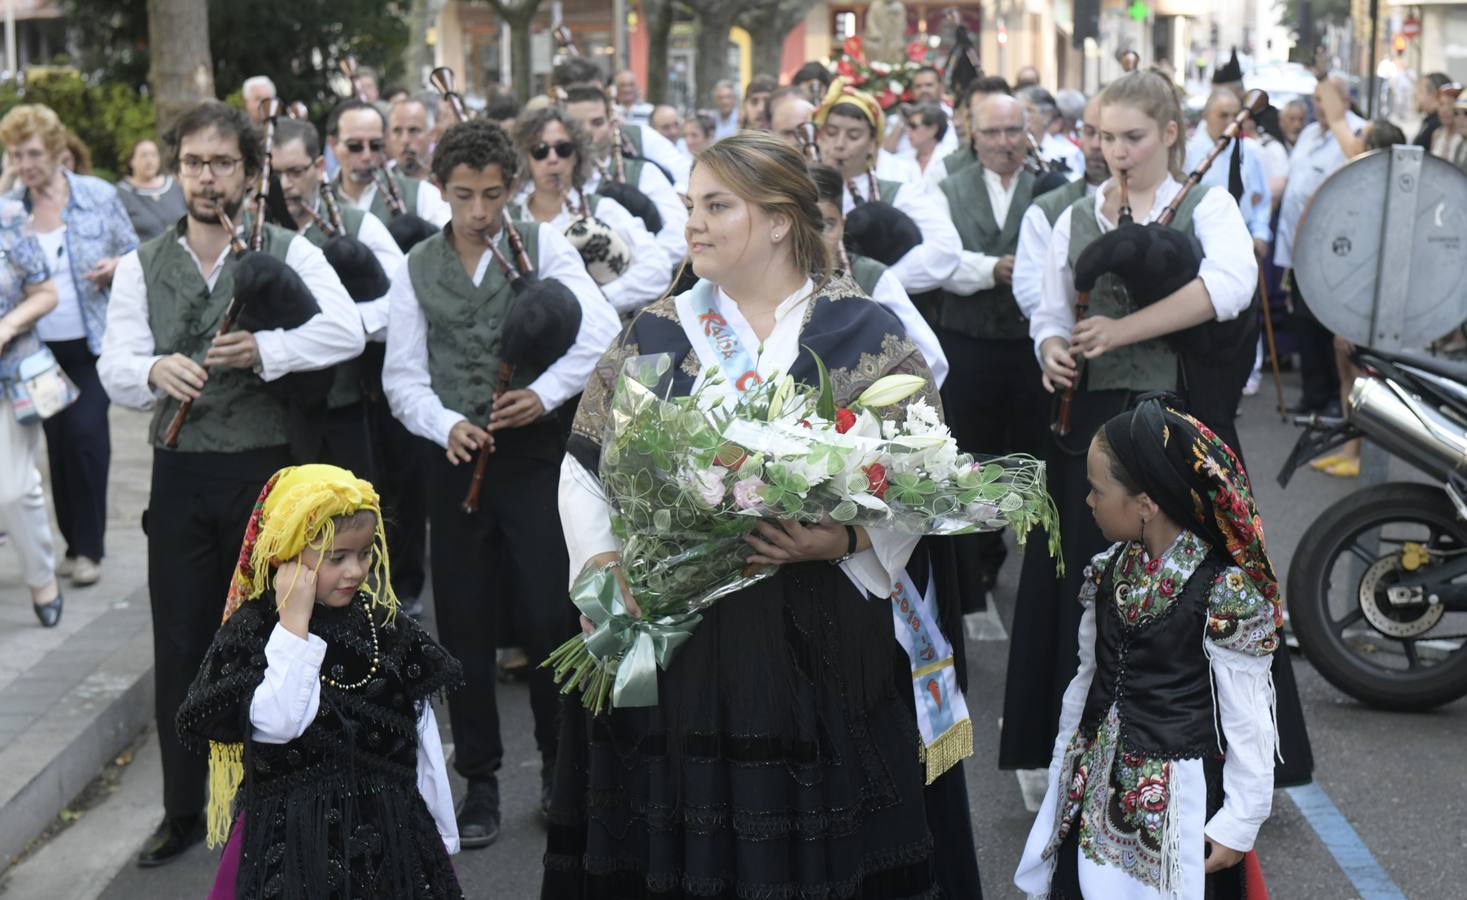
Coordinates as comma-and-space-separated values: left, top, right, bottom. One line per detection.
1288, 481, 1467, 710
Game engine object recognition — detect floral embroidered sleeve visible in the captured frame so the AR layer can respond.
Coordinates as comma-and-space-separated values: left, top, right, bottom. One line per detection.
1202, 565, 1278, 854
1078, 541, 1125, 610
1205, 566, 1279, 657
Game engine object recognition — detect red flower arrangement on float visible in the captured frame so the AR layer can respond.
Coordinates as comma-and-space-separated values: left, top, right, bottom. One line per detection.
831, 34, 941, 110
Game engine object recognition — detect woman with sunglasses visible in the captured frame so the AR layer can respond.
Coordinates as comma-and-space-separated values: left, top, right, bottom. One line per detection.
905, 102, 951, 188
512, 107, 669, 316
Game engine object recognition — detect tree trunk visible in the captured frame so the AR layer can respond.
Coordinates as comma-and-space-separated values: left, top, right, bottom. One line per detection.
146, 0, 214, 137
402, 0, 433, 91
509, 13, 535, 102
644, 0, 676, 105
693, 7, 738, 108
748, 19, 785, 79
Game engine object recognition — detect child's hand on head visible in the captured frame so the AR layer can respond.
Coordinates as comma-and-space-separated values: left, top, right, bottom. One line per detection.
274, 558, 318, 639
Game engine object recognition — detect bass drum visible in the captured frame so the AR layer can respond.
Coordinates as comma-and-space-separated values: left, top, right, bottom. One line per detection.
564, 215, 631, 286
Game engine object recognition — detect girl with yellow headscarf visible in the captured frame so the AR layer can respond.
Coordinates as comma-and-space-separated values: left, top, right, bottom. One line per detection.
176, 464, 464, 900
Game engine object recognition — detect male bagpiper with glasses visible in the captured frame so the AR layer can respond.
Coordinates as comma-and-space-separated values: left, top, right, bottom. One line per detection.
270, 117, 405, 478
932, 92, 1051, 610
97, 101, 364, 867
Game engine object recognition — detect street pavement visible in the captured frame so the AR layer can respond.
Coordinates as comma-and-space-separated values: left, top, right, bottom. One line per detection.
2, 376, 1465, 899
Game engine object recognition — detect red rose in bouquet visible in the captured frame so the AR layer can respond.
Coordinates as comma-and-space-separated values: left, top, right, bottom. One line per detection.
834, 407, 857, 433
865, 463, 889, 499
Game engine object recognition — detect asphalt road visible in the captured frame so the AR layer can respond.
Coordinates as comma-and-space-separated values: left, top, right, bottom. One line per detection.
65, 377, 1467, 899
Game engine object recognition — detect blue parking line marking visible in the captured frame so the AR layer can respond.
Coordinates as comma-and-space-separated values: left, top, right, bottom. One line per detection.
1285, 783, 1407, 900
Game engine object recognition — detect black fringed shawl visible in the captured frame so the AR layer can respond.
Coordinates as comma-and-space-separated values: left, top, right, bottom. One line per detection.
176, 596, 463, 900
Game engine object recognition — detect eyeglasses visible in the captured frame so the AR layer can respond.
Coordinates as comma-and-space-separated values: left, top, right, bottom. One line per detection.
530, 141, 576, 161
179, 155, 242, 176
343, 139, 385, 154
906, 119, 926, 129
976, 126, 1026, 139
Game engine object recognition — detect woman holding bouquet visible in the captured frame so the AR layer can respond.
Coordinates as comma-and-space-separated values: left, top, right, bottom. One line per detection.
544, 132, 944, 897
1000, 71, 1311, 790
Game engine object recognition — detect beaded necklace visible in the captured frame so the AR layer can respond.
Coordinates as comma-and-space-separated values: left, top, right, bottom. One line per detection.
319, 597, 381, 691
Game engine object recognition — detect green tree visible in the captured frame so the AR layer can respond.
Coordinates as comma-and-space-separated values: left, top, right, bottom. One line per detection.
477, 0, 549, 104
0, 68, 156, 180
63, 0, 410, 116
641, 0, 681, 106
738, 0, 819, 82
1279, 0, 1351, 43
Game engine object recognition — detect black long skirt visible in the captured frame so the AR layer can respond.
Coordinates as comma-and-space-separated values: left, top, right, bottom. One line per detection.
998, 388, 1313, 786
542, 562, 938, 899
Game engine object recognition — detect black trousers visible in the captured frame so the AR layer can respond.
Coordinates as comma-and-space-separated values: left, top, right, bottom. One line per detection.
43, 339, 109, 561
319, 402, 374, 480
423, 427, 573, 779
1290, 282, 1339, 412
368, 393, 427, 599
147, 445, 290, 819
938, 329, 1049, 610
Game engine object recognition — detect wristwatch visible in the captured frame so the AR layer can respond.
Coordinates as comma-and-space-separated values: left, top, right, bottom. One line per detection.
831, 525, 859, 565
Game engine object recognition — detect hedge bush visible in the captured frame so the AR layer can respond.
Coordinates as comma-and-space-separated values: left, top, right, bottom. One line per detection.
0, 66, 157, 183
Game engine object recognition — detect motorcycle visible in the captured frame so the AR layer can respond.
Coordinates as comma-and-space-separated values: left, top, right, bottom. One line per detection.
1278, 346, 1467, 710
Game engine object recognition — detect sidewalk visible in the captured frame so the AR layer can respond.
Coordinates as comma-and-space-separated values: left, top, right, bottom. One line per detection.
0, 406, 155, 873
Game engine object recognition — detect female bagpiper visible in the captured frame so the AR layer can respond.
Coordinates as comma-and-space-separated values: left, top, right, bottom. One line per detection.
1015, 396, 1277, 898
544, 132, 942, 898
999, 71, 1312, 789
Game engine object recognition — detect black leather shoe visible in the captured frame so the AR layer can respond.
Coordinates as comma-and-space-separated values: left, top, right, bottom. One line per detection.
457, 776, 500, 848
32, 591, 62, 628
136, 815, 204, 867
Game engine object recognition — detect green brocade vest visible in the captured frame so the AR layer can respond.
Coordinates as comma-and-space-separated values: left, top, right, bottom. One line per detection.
849, 254, 887, 298
1065, 186, 1209, 393
877, 178, 901, 205
941, 145, 978, 177
336, 170, 421, 225
935, 166, 1034, 341
1033, 176, 1089, 227
138, 223, 295, 452
620, 124, 643, 157
406, 223, 543, 425
298, 205, 371, 409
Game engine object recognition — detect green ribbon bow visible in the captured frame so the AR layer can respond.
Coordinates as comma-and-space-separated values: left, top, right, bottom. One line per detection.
570, 563, 701, 708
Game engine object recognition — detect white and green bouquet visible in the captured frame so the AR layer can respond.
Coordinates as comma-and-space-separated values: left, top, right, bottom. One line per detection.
546, 353, 1060, 713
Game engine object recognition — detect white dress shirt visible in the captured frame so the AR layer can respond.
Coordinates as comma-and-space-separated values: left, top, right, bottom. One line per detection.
1029, 176, 1258, 359
868, 267, 949, 388
300, 200, 407, 343
1013, 181, 1098, 319
247, 622, 459, 855
513, 189, 671, 314
99, 230, 366, 411
874, 149, 920, 184
381, 222, 620, 449
1184, 130, 1273, 242
1041, 132, 1085, 181
844, 179, 962, 295
1274, 112, 1366, 268
584, 157, 689, 266
341, 177, 451, 228
939, 167, 1023, 296
713, 109, 739, 141
628, 122, 692, 194
557, 280, 920, 599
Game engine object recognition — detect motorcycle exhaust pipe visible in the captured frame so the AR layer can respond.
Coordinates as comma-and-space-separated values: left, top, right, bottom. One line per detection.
1349, 376, 1467, 482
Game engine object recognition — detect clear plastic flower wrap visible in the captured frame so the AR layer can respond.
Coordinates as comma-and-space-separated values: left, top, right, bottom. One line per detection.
546, 353, 1061, 713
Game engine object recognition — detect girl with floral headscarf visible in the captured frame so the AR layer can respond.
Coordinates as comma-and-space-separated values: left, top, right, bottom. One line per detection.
176, 464, 463, 900
1015, 396, 1279, 899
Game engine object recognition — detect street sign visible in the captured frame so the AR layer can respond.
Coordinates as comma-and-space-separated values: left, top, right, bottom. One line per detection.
1402, 17, 1421, 38
1294, 147, 1467, 351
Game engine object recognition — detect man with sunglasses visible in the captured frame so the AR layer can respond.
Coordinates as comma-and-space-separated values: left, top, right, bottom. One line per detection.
327, 99, 450, 229
97, 100, 364, 869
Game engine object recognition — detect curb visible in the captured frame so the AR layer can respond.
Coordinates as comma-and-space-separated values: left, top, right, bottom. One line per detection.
0, 589, 154, 868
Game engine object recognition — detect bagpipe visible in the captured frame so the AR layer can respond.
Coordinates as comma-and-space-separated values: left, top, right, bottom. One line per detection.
165, 98, 334, 457
551, 23, 664, 236
431, 65, 631, 286
424, 66, 582, 512
1053, 90, 1270, 437
340, 55, 438, 252
1024, 132, 1074, 196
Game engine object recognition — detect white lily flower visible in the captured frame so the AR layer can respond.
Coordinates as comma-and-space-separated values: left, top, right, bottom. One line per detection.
856, 374, 927, 408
